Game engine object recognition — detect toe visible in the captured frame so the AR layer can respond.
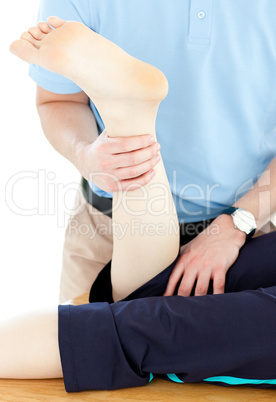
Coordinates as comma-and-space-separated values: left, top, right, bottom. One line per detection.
47, 16, 66, 28
20, 32, 40, 49
9, 39, 39, 64
28, 26, 45, 40
37, 21, 52, 34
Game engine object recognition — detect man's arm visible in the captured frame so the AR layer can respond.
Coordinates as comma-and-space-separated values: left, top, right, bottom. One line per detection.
164, 157, 276, 297
36, 86, 160, 192
36, 86, 98, 169
233, 156, 276, 231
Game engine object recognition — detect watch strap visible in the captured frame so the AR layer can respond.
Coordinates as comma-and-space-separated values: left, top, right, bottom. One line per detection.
221, 206, 238, 216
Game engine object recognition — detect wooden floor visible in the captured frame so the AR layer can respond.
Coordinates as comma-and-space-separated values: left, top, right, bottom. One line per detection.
0, 377, 275, 402
1, 294, 275, 401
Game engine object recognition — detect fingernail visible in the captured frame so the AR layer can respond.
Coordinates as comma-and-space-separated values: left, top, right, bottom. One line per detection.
150, 169, 156, 176
148, 136, 155, 144
156, 143, 161, 150
156, 154, 160, 162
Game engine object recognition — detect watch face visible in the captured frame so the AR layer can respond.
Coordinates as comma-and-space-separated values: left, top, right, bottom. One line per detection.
232, 209, 257, 234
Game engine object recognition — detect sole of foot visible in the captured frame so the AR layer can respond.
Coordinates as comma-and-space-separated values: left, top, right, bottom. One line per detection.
10, 16, 168, 103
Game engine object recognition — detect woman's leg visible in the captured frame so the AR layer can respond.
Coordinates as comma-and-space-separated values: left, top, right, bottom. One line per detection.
0, 307, 62, 379
59, 285, 276, 392
4, 16, 179, 378
10, 17, 180, 302
1, 230, 275, 381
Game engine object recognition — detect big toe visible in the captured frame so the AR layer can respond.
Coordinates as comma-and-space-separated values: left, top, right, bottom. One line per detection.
47, 16, 66, 29
9, 39, 38, 64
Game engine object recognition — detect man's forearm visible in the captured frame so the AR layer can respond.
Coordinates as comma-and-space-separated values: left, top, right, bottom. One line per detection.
37, 101, 98, 169
233, 156, 276, 231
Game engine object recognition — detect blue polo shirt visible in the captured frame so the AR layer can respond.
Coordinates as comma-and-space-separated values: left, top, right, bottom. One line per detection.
29, 0, 276, 222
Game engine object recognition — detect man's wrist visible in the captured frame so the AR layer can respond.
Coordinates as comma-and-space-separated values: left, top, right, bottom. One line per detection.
73, 140, 90, 171
216, 214, 247, 246
222, 207, 257, 242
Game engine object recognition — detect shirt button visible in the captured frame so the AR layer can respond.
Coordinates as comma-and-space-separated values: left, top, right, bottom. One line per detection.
197, 10, 206, 19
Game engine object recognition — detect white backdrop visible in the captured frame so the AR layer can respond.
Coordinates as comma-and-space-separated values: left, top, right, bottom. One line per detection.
1, 0, 80, 321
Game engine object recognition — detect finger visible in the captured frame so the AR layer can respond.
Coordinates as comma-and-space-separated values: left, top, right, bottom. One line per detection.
213, 272, 225, 295
106, 134, 156, 154
114, 154, 161, 181
113, 142, 161, 168
177, 270, 198, 297
163, 262, 185, 296
194, 273, 211, 296
109, 169, 156, 192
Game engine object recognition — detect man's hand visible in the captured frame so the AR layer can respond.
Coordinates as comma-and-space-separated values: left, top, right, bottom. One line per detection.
75, 129, 161, 192
163, 214, 247, 297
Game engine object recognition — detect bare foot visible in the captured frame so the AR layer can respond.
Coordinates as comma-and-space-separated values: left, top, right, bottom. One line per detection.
10, 17, 168, 129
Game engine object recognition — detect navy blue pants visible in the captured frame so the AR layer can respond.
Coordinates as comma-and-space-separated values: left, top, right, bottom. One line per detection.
58, 231, 276, 392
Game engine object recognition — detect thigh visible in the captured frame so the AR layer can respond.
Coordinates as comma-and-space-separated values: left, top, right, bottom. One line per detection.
186, 231, 276, 296
225, 231, 276, 292
89, 230, 276, 303
59, 189, 113, 303
59, 285, 276, 391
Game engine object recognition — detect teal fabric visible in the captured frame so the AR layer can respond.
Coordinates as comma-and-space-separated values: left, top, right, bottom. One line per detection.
149, 373, 154, 382
167, 373, 276, 386
167, 373, 184, 383
29, 0, 276, 222
204, 376, 276, 385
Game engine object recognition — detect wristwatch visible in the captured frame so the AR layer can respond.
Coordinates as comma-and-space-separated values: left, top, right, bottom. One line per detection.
221, 207, 257, 242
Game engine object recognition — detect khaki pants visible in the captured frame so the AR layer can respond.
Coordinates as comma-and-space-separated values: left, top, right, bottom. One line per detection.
59, 187, 113, 303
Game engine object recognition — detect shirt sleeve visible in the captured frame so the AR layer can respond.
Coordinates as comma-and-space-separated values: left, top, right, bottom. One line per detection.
28, 0, 92, 94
